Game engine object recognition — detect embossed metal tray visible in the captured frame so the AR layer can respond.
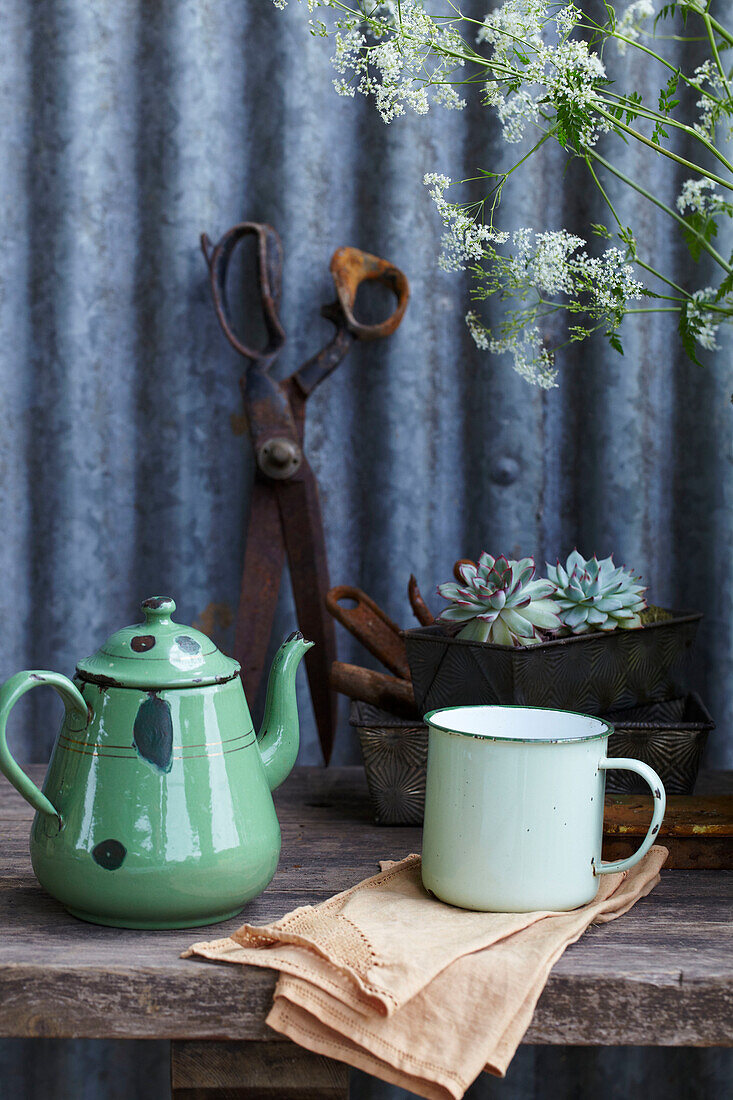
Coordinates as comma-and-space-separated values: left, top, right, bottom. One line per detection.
403, 612, 702, 717
351, 694, 714, 825
350, 701, 428, 826
605, 693, 714, 795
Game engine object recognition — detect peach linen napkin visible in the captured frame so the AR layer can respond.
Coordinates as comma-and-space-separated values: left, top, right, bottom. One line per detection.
185, 847, 667, 1100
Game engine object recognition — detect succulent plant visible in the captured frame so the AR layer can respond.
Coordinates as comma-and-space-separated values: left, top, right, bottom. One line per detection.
437, 553, 561, 646
546, 551, 647, 634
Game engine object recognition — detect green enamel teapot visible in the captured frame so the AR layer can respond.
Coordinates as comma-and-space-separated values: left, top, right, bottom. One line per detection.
0, 596, 312, 929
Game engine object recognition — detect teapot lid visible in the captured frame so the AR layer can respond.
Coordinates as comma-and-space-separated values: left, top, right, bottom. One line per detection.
75, 596, 240, 689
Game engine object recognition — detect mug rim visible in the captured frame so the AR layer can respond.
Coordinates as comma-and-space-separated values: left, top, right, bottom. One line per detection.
424, 704, 613, 744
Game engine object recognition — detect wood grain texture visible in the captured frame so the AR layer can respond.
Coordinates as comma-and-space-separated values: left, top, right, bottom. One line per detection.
603, 790, 733, 868
604, 793, 733, 836
1, 766, 731, 1046
171, 1040, 349, 1098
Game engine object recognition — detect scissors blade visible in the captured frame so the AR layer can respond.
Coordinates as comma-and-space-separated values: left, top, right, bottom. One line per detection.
236, 473, 287, 704
274, 463, 338, 764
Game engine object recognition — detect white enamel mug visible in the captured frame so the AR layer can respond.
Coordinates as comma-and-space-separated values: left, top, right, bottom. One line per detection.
422, 705, 666, 912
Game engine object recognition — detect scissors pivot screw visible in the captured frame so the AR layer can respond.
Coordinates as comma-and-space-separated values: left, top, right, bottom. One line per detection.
257, 437, 303, 480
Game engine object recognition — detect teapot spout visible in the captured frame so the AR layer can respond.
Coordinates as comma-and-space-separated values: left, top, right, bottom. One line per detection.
257, 631, 314, 791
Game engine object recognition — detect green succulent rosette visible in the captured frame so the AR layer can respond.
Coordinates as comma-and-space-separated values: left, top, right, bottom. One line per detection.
546, 550, 647, 634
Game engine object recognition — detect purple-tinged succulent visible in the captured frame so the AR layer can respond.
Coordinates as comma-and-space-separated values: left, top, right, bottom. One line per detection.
437, 553, 560, 646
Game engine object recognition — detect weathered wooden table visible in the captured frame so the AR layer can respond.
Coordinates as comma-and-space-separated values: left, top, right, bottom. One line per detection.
2, 766, 731, 1098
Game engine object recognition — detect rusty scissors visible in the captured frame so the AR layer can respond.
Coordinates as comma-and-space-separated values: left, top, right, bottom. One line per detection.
202, 222, 409, 762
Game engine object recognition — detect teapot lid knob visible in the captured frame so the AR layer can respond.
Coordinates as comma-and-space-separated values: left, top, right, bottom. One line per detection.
141, 595, 176, 623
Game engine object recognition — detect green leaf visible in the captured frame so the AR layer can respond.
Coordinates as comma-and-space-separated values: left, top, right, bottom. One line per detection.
683, 211, 719, 262
715, 271, 733, 302
678, 308, 703, 368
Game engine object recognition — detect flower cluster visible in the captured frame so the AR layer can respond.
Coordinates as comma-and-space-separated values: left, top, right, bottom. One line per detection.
478, 0, 610, 147
685, 288, 720, 352
272, 0, 326, 9
570, 246, 645, 318
484, 324, 558, 389
676, 177, 719, 215
463, 226, 644, 386
510, 228, 585, 295
423, 173, 507, 271
327, 2, 467, 122
690, 60, 733, 143
477, 0, 548, 51
275, 0, 733, 388
614, 0, 654, 55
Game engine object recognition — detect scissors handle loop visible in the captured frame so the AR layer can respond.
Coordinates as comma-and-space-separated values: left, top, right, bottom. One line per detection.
201, 222, 286, 366
329, 247, 409, 341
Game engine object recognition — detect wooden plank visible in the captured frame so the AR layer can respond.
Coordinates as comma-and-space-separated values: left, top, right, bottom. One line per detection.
170, 1040, 349, 1099
604, 794, 733, 837
602, 836, 733, 869
602, 791, 733, 868
0, 766, 731, 1046
529, 973, 733, 1047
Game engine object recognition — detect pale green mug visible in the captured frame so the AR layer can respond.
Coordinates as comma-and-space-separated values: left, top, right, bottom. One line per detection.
422, 705, 666, 913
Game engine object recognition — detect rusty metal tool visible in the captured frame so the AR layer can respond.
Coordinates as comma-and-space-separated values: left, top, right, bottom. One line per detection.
202, 222, 409, 763
330, 661, 418, 719
408, 574, 435, 626
325, 585, 410, 680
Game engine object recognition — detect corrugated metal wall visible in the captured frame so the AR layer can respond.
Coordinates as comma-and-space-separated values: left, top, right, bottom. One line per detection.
0, 1, 730, 1097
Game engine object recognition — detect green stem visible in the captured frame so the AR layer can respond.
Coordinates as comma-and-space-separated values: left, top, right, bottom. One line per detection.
706, 12, 733, 48
595, 107, 733, 192
588, 149, 733, 274
703, 12, 733, 99
625, 307, 683, 314
598, 93, 733, 177
489, 132, 552, 197
634, 258, 687, 297
585, 154, 719, 299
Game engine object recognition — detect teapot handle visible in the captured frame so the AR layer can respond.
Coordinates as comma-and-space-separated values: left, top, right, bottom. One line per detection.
0, 671, 90, 822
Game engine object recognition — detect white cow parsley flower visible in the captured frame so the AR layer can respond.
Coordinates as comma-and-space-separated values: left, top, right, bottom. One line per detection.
508, 230, 644, 311
556, 3, 581, 35
691, 60, 733, 142
424, 173, 508, 270
477, 0, 547, 50
614, 0, 654, 55
467, 311, 557, 388
271, 0, 329, 9
465, 310, 491, 350
676, 177, 719, 214
274, 0, 733, 387
496, 88, 542, 144
510, 228, 585, 294
332, 27, 367, 98
329, 1, 467, 123
488, 326, 558, 388
686, 288, 720, 351
463, 227, 645, 386
573, 247, 645, 314
477, 2, 609, 146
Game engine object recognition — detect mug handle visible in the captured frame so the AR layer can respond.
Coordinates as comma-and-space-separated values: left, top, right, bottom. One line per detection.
595, 756, 666, 875
0, 670, 90, 823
